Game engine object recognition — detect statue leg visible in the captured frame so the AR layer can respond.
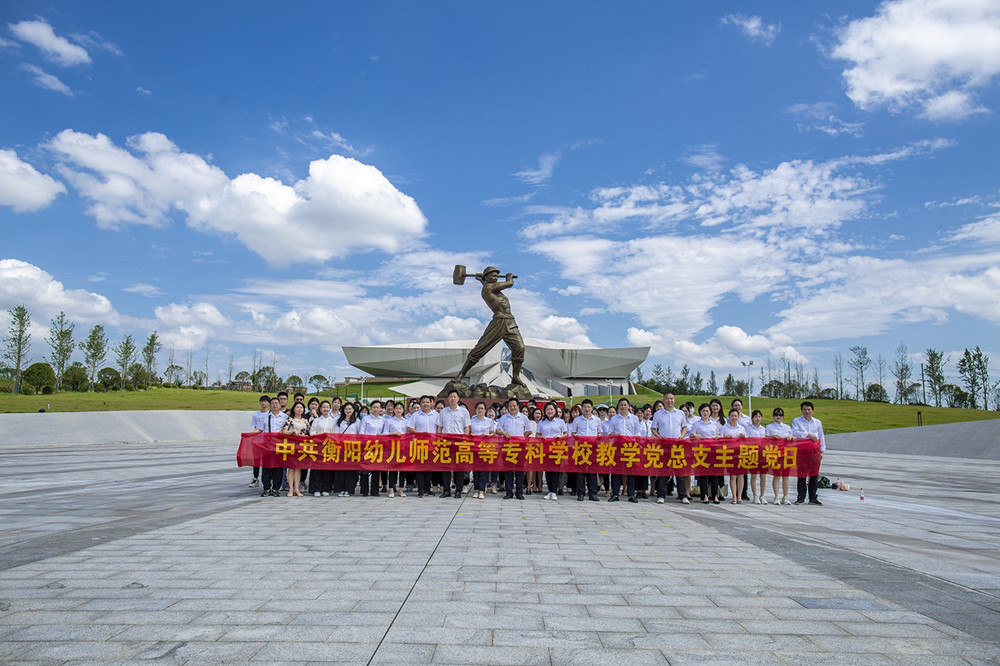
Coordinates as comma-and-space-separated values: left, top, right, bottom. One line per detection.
504, 326, 527, 387
456, 319, 503, 382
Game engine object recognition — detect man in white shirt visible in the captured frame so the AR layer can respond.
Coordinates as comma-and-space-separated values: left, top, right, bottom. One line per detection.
436, 390, 471, 498
249, 394, 271, 489
496, 397, 529, 499
650, 393, 689, 504
569, 399, 602, 501
358, 400, 386, 496
407, 395, 439, 497
607, 397, 641, 503
791, 401, 825, 506
259, 397, 288, 497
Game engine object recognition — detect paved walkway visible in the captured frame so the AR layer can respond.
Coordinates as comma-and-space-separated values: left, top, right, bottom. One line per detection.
1, 438, 999, 664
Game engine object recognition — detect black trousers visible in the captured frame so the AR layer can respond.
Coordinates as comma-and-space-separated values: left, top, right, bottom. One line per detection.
415, 471, 432, 496
503, 471, 524, 497
699, 475, 721, 501
359, 471, 378, 496
611, 474, 636, 498
660, 475, 688, 499
310, 469, 334, 494
797, 475, 819, 502
545, 471, 561, 493
473, 470, 489, 491
261, 467, 282, 491
333, 470, 357, 494
443, 471, 464, 495
576, 473, 599, 498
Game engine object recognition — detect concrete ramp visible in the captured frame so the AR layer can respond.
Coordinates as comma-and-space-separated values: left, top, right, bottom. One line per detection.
0, 410, 251, 448
828, 420, 1000, 460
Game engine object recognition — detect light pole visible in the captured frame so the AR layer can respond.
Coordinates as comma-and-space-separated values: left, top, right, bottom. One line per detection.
740, 360, 754, 415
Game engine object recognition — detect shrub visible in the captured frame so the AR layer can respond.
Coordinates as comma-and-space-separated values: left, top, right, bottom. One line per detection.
94, 384, 106, 393
41, 385, 54, 395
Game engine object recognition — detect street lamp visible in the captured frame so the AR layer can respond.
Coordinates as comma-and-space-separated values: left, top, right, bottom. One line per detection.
740, 360, 754, 415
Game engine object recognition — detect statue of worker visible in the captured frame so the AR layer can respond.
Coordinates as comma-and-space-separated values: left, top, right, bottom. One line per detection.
454, 266, 526, 388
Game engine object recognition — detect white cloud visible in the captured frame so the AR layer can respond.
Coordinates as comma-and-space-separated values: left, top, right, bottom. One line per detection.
44, 129, 428, 266
832, 0, 1000, 120
514, 151, 561, 185
765, 252, 1000, 342
0, 259, 118, 326
721, 14, 781, 46
9, 19, 90, 66
123, 283, 162, 298
68, 31, 122, 56
136, 86, 152, 96
681, 144, 726, 171
0, 149, 66, 212
786, 102, 865, 137
20, 64, 73, 95
154, 302, 230, 350
482, 192, 535, 207
951, 213, 1000, 244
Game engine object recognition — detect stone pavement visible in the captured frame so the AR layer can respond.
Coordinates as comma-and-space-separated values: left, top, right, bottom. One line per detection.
1, 438, 999, 664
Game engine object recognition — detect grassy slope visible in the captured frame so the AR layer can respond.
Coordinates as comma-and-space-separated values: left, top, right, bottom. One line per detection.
2, 383, 997, 435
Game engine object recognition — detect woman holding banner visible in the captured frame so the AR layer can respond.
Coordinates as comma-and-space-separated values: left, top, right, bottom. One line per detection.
381, 402, 409, 498
332, 402, 360, 497
765, 407, 793, 505
537, 401, 568, 501
470, 402, 495, 499
689, 403, 722, 504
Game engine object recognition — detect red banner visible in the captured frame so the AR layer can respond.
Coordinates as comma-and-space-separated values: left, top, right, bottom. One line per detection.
237, 433, 821, 477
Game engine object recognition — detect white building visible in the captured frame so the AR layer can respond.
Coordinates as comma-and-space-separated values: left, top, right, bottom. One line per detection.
343, 337, 649, 398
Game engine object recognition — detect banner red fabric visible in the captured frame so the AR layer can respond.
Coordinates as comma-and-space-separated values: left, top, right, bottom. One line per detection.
237, 433, 821, 477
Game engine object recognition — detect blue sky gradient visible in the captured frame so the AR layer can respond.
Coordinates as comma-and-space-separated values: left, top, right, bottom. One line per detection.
2, 1, 999, 389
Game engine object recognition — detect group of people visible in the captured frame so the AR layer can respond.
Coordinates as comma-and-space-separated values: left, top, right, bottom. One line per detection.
248, 390, 826, 507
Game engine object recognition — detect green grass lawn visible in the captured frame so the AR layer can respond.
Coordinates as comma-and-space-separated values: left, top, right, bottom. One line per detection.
2, 384, 997, 434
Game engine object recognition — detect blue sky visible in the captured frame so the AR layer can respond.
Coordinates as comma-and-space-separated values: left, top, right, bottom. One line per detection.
2, 1, 1000, 390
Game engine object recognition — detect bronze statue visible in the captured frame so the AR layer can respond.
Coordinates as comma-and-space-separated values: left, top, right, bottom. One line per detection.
446, 265, 528, 398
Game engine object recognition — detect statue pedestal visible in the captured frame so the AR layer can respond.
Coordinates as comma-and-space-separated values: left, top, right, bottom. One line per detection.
437, 380, 533, 400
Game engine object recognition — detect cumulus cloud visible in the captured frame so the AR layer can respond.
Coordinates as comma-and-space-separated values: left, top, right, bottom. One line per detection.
44, 129, 428, 266
0, 259, 118, 326
20, 64, 73, 95
154, 302, 230, 350
0, 149, 66, 212
514, 151, 561, 185
721, 14, 781, 46
8, 19, 90, 66
832, 0, 1000, 120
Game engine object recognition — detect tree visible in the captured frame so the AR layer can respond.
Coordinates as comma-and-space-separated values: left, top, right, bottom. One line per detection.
691, 371, 703, 394
971, 346, 992, 411
113, 335, 138, 391
141, 332, 161, 389
22, 362, 56, 394
190, 369, 207, 387
63, 362, 88, 391
677, 365, 691, 394
2, 304, 31, 394
44, 311, 75, 391
309, 374, 328, 392
707, 371, 718, 395
847, 345, 871, 401
958, 347, 986, 409
166, 342, 176, 384
722, 373, 737, 396
165, 364, 185, 386
80, 325, 108, 392
832, 352, 845, 400
924, 348, 948, 408
97, 366, 121, 390
865, 383, 889, 403
891, 342, 918, 404
286, 375, 305, 391
235, 370, 251, 388
873, 354, 888, 401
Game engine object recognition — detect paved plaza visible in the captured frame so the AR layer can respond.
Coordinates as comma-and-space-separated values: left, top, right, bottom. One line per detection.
1, 424, 999, 664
